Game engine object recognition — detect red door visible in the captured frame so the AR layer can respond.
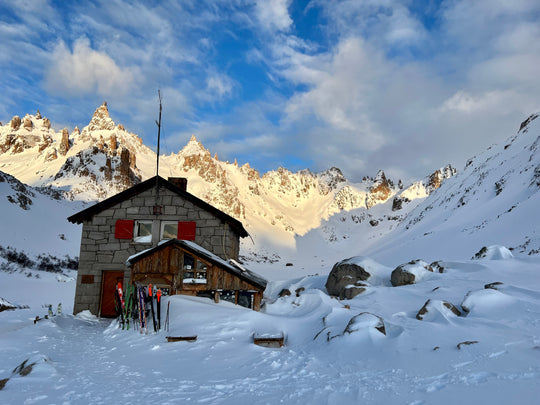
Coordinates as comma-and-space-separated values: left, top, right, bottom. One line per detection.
100, 271, 124, 317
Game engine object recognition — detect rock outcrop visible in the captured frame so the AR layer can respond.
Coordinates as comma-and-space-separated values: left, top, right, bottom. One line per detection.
58, 129, 70, 156
366, 170, 395, 208
10, 116, 21, 130
326, 258, 371, 299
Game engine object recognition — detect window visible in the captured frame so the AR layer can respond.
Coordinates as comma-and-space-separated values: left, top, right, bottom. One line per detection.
160, 221, 197, 241
160, 221, 178, 240
134, 220, 153, 243
182, 253, 208, 284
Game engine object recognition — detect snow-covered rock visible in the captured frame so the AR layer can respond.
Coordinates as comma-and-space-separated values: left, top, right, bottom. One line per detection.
325, 258, 371, 299
390, 259, 434, 286
472, 245, 514, 260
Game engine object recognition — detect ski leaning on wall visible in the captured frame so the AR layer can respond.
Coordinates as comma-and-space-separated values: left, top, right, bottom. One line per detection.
115, 282, 165, 334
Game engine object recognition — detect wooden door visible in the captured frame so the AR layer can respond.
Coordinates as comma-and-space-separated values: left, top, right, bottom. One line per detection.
100, 271, 124, 318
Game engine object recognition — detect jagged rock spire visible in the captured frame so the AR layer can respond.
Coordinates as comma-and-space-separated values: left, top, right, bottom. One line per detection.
86, 102, 116, 131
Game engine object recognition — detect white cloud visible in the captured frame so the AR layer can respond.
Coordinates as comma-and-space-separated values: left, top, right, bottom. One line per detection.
45, 38, 139, 97
440, 90, 509, 114
312, 0, 427, 48
205, 73, 234, 100
254, 0, 293, 32
283, 37, 390, 144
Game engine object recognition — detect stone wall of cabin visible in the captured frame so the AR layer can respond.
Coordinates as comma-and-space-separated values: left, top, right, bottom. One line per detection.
73, 186, 242, 315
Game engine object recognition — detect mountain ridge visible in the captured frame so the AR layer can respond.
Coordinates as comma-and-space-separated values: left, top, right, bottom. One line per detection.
293, 113, 540, 267
0, 103, 455, 244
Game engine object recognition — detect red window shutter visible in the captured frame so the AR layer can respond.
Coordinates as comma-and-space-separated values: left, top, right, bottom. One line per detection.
177, 221, 196, 241
115, 219, 134, 239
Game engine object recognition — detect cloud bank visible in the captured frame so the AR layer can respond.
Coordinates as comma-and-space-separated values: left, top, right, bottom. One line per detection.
0, 0, 538, 183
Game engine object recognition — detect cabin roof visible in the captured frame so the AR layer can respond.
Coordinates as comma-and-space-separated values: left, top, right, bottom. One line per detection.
67, 175, 248, 238
125, 238, 267, 290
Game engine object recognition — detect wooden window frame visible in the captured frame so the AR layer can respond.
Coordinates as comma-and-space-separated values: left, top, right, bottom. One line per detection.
133, 220, 153, 243
181, 252, 209, 285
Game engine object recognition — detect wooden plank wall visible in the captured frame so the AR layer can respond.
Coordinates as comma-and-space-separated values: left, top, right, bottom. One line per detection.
131, 245, 262, 293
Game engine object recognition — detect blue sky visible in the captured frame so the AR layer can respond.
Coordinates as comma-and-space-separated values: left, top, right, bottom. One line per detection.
1, 0, 539, 183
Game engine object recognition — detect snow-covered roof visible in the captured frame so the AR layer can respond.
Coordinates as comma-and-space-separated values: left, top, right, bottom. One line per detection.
125, 238, 267, 290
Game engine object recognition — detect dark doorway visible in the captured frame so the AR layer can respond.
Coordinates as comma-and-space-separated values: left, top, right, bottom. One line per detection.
100, 270, 124, 317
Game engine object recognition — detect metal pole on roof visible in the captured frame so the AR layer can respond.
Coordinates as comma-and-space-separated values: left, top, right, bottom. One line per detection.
155, 90, 162, 207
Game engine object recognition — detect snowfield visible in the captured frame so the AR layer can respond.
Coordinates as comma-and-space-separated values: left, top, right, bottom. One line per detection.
1, 250, 539, 404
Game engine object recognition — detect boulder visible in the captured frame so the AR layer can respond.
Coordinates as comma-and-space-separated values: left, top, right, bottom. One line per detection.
457, 340, 478, 350
278, 289, 291, 297
430, 261, 445, 273
326, 258, 371, 299
484, 281, 503, 290
344, 312, 386, 336
391, 259, 433, 287
472, 245, 513, 260
416, 299, 462, 320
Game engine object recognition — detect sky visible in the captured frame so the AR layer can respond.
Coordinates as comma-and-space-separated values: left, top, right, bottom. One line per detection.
0, 0, 539, 183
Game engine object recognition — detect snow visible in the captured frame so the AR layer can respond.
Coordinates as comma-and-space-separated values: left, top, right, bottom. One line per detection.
1, 112, 540, 403
1, 253, 540, 404
472, 245, 514, 260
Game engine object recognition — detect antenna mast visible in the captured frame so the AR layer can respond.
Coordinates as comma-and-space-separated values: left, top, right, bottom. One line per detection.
154, 90, 163, 214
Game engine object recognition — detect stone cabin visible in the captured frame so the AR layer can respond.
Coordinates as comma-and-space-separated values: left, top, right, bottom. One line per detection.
68, 175, 266, 316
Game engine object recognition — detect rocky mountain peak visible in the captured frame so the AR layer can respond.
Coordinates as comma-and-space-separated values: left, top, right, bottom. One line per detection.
86, 102, 116, 132
427, 164, 456, 192
181, 135, 209, 157
366, 170, 396, 208
319, 167, 346, 192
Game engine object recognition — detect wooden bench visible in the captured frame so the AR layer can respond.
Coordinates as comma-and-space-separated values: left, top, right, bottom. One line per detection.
166, 336, 197, 342
253, 333, 285, 348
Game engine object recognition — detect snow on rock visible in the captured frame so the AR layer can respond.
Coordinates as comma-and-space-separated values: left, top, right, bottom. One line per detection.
0, 354, 56, 392
343, 312, 386, 336
325, 256, 393, 299
390, 259, 435, 286
461, 289, 517, 315
0, 296, 16, 311
472, 245, 514, 260
325, 258, 371, 299
399, 164, 457, 201
416, 299, 462, 322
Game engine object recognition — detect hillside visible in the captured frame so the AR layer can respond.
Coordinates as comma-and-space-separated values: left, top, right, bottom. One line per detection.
291, 113, 540, 271
0, 170, 83, 275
